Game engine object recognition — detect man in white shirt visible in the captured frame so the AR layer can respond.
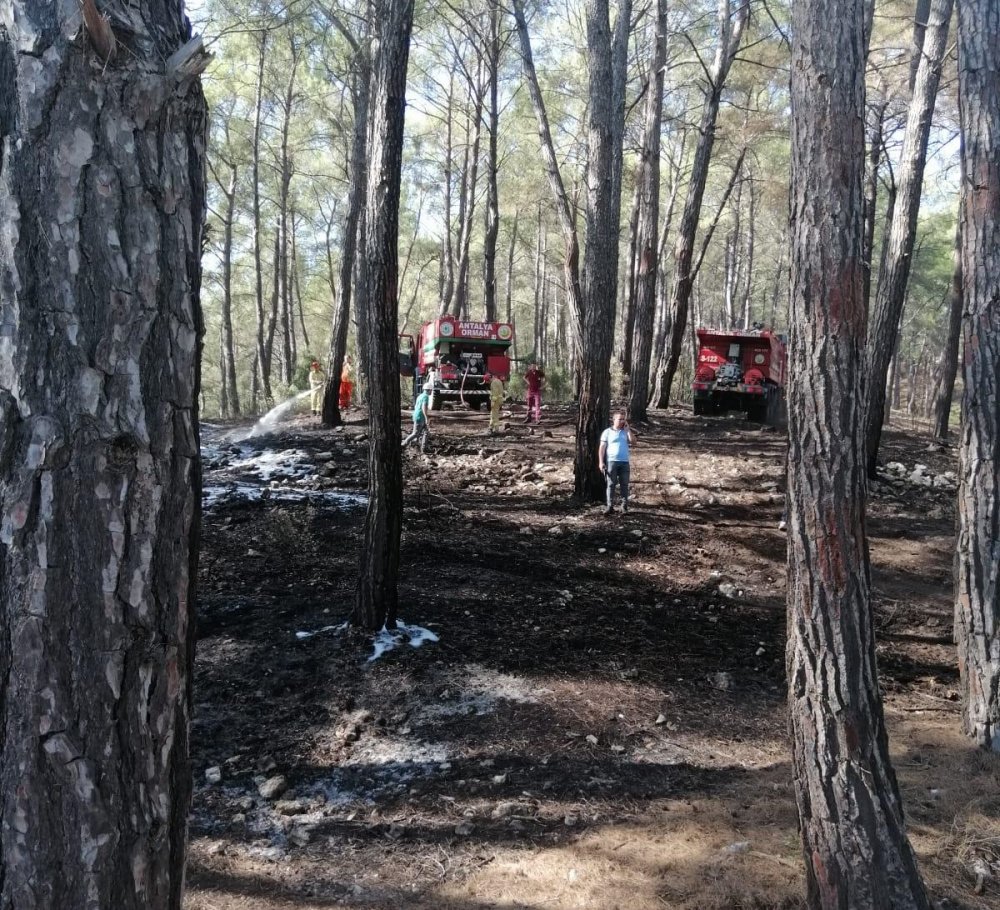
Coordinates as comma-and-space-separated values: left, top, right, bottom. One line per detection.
598, 411, 636, 515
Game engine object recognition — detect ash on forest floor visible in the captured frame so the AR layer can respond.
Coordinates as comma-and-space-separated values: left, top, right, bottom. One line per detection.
187, 406, 996, 910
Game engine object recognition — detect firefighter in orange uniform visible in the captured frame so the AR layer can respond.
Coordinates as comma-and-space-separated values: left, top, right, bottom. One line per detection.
339, 355, 354, 410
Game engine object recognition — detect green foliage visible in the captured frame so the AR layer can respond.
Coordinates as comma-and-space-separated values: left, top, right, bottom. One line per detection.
193, 0, 961, 419
544, 364, 572, 402
292, 356, 321, 390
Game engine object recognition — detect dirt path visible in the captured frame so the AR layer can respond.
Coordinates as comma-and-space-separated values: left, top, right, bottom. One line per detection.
186, 405, 999, 910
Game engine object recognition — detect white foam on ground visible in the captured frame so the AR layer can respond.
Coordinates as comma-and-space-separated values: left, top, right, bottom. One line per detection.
295, 622, 348, 640
230, 448, 314, 482
368, 621, 440, 662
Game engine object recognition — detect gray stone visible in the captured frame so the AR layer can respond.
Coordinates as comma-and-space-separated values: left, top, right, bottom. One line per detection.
258, 775, 288, 800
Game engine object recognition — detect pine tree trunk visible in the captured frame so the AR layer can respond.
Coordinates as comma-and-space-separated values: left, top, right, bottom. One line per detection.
627, 0, 667, 422
505, 212, 519, 360
438, 75, 456, 315
277, 41, 298, 386
291, 215, 309, 351
649, 150, 684, 396
724, 174, 743, 326
787, 2, 930, 905
450, 78, 485, 319
861, 98, 887, 311
621, 165, 643, 379
954, 0, 1000, 751
931, 221, 963, 438
512, 0, 584, 347
483, 1, 501, 322
324, 41, 371, 426
354, 0, 414, 632
0, 5, 206, 907
533, 216, 545, 356
575, 0, 630, 501
863, 0, 953, 476
652, 0, 748, 408
251, 33, 272, 404
740, 174, 756, 327
265, 229, 280, 383
220, 163, 241, 416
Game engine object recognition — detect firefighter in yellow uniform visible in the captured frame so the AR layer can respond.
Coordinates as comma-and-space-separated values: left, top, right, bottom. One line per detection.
309, 360, 325, 416
487, 373, 505, 434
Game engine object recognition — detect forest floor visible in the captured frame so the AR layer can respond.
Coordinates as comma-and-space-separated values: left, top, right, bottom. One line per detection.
185, 401, 1000, 910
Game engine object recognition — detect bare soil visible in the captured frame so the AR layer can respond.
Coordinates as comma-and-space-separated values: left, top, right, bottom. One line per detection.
185, 403, 1000, 910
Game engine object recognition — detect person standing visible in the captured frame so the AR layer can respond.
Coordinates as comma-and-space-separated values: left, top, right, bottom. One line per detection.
599, 411, 636, 515
308, 360, 326, 417
523, 362, 545, 424
339, 355, 354, 410
485, 373, 505, 434
405, 338, 419, 401
403, 382, 432, 453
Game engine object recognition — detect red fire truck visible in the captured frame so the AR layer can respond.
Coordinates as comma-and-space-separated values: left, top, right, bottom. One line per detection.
400, 316, 515, 409
691, 326, 787, 425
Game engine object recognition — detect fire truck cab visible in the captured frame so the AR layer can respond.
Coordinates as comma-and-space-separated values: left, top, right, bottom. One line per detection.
405, 317, 514, 409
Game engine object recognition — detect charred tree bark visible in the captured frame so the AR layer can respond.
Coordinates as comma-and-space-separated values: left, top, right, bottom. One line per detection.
652, 0, 748, 408
0, 4, 207, 907
353, 0, 414, 632
787, 1, 930, 906
863, 0, 953, 476
627, 0, 667, 422
931, 221, 962, 439
954, 0, 1000, 751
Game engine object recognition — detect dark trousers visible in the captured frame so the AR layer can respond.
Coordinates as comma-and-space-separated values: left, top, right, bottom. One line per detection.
403, 420, 429, 452
606, 461, 630, 508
